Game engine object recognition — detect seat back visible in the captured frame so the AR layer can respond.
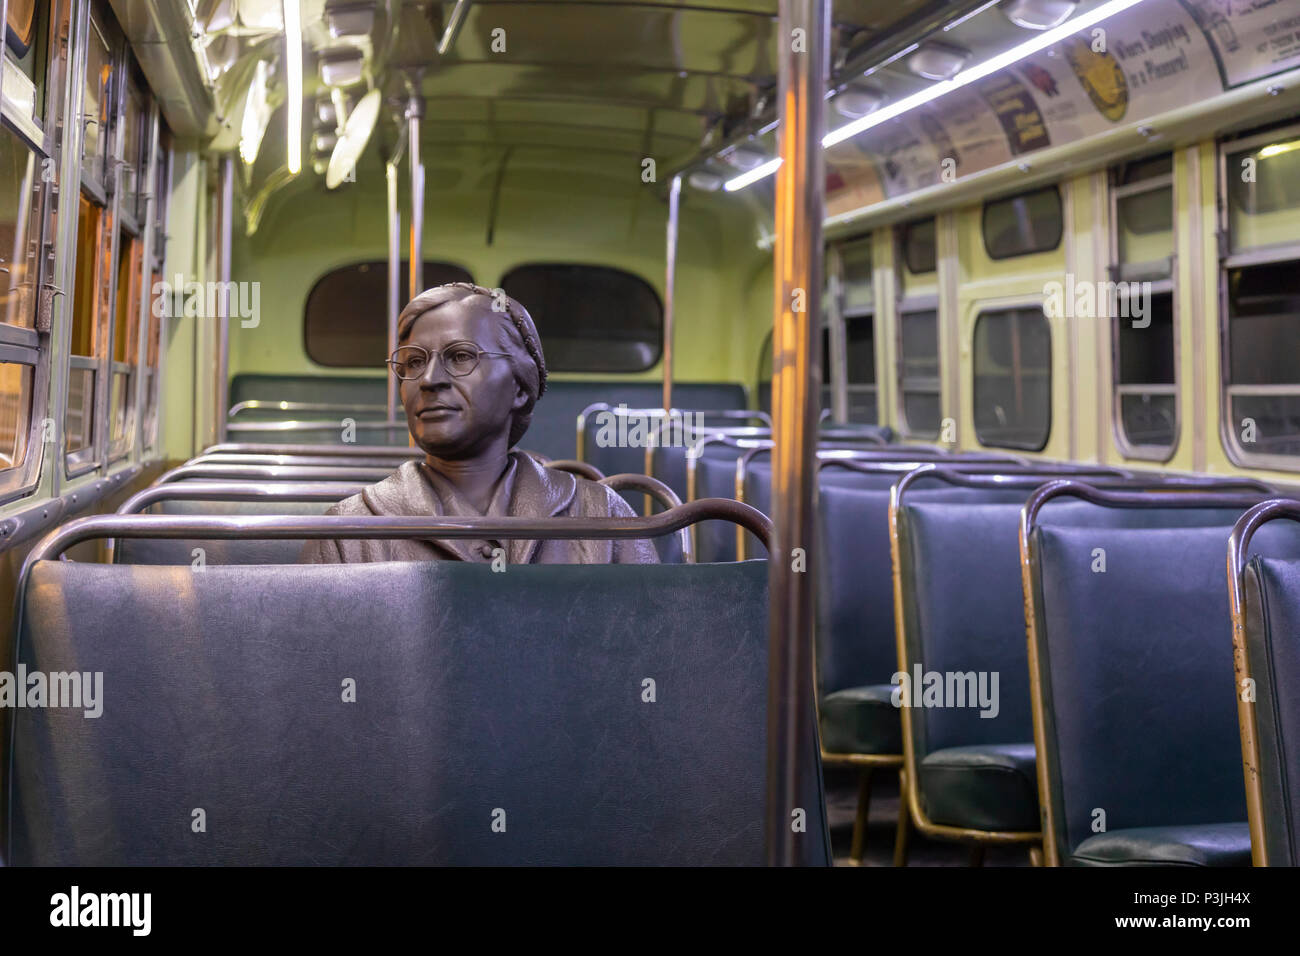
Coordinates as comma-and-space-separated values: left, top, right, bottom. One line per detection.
1243, 555, 1300, 866
1030, 508, 1300, 863
894, 494, 1039, 756
9, 559, 829, 865
115, 499, 343, 565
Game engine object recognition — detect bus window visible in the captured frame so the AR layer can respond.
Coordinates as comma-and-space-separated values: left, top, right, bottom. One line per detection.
898, 308, 940, 437
1221, 124, 1300, 466
901, 218, 937, 276
838, 235, 873, 313
1224, 261, 1300, 460
501, 264, 662, 373
304, 260, 474, 367
119, 69, 147, 225
66, 194, 111, 470
5, 0, 50, 123
80, 4, 114, 191
1111, 153, 1175, 458
973, 306, 1051, 451
845, 314, 876, 424
109, 233, 142, 459
0, 131, 43, 331
981, 186, 1062, 260
0, 361, 34, 474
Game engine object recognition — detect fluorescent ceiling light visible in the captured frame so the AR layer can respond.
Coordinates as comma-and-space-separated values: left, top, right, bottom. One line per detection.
724, 157, 781, 192
238, 60, 272, 165
283, 0, 302, 174
725, 0, 1150, 190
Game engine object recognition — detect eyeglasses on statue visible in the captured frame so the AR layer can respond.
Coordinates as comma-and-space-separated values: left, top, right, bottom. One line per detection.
387, 343, 512, 380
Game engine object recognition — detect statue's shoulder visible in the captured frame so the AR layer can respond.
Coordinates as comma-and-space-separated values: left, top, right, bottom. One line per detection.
328, 460, 425, 517
570, 475, 635, 518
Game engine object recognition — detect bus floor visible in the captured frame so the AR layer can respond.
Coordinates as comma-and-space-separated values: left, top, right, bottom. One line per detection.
823, 768, 1032, 867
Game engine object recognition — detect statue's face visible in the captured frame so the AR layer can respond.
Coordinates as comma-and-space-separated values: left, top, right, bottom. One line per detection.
398, 298, 527, 458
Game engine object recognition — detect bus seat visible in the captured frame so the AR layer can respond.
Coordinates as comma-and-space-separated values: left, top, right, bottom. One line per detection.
1241, 555, 1300, 866
1029, 513, 1300, 866
895, 498, 1043, 835
9, 559, 830, 866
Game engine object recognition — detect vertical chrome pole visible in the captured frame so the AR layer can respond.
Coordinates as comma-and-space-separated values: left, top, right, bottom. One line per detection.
826, 244, 847, 424
407, 94, 424, 302
767, 0, 827, 866
386, 158, 401, 423
216, 154, 234, 444
662, 172, 680, 415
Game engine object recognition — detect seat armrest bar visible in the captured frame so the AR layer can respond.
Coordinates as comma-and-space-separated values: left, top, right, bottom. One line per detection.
118, 482, 368, 515
601, 473, 691, 561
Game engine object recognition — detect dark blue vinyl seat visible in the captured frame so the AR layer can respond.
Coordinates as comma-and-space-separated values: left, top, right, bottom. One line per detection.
1241, 555, 1300, 866
1029, 509, 1300, 866
894, 495, 1044, 834
8, 559, 828, 866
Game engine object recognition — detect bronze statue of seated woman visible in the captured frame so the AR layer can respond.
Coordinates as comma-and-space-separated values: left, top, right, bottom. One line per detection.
300, 282, 658, 564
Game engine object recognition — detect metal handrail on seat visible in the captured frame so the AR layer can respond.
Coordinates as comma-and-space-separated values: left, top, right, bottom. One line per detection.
601, 473, 692, 563
119, 481, 366, 516
203, 443, 419, 457
21, 500, 771, 579
228, 400, 388, 418
1226, 498, 1300, 868
156, 463, 396, 484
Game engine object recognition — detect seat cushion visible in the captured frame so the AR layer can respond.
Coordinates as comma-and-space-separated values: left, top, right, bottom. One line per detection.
1070, 823, 1251, 867
919, 742, 1039, 832
820, 684, 902, 755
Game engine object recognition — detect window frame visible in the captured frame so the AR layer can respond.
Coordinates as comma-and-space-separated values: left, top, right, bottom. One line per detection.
895, 299, 941, 439
1217, 120, 1300, 472
980, 185, 1064, 261
1108, 153, 1179, 462
0, 0, 62, 504
894, 218, 940, 439
64, 0, 126, 479
971, 304, 1053, 452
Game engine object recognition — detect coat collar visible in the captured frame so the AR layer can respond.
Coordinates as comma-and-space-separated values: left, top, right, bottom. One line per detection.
360, 452, 577, 563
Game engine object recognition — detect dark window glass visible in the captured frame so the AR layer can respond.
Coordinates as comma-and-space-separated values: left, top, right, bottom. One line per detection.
81, 7, 114, 184
501, 264, 662, 373
901, 218, 937, 274
845, 314, 876, 423
981, 186, 1063, 260
1115, 291, 1175, 450
973, 307, 1051, 450
304, 261, 474, 367
899, 308, 940, 436
0, 127, 44, 330
838, 236, 873, 313
1227, 134, 1300, 217
1226, 260, 1300, 458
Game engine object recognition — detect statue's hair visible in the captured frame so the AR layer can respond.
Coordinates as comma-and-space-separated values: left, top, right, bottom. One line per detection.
396, 283, 547, 447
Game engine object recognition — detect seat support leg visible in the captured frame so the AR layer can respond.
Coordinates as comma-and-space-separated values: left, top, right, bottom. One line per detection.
969, 844, 986, 867
892, 769, 911, 867
847, 766, 874, 866
1028, 845, 1043, 867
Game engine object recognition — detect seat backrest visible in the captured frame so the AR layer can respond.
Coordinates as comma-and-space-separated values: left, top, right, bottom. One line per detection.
894, 493, 1038, 756
1243, 555, 1300, 866
9, 559, 829, 866
534, 381, 747, 463
115, 499, 342, 565
693, 445, 750, 562
1031, 509, 1300, 862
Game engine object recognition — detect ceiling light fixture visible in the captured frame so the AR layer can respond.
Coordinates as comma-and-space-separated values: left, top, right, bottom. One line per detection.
283, 0, 302, 174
